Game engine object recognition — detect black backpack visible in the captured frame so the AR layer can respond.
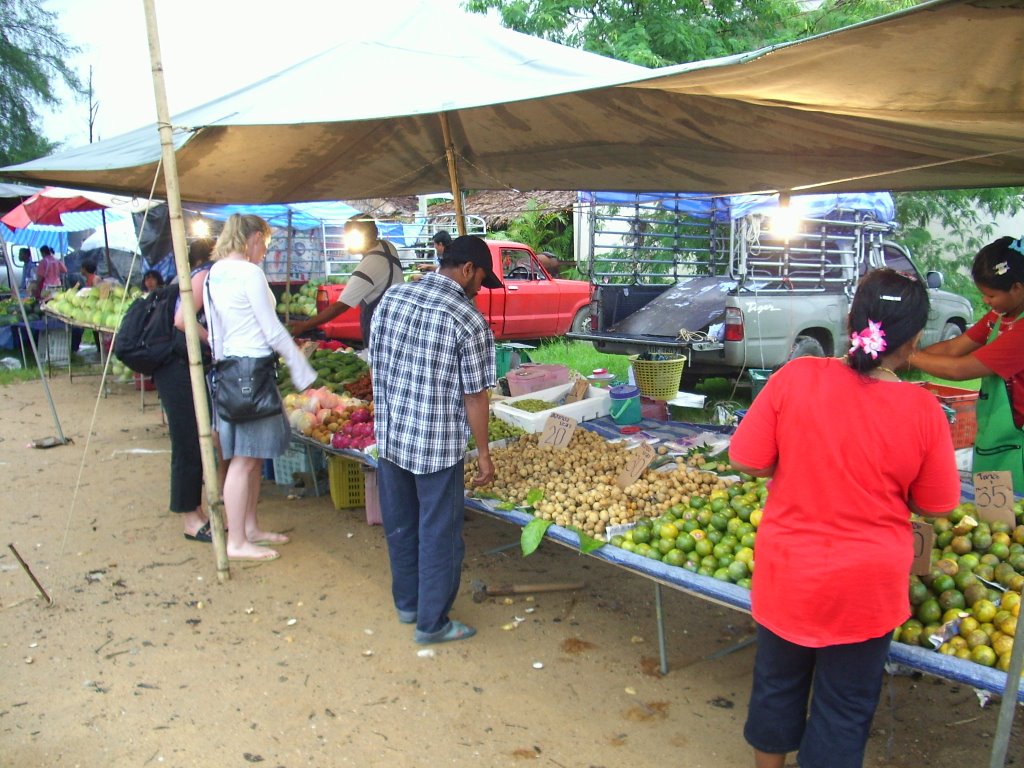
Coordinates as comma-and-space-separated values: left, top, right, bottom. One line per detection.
113, 284, 180, 375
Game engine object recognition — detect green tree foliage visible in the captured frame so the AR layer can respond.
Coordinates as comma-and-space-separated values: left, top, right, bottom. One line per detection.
0, 0, 83, 166
464, 0, 918, 66
894, 189, 1024, 316
490, 198, 573, 259
466, 0, 1024, 310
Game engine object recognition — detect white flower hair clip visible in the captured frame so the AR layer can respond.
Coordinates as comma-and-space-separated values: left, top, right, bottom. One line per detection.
994, 261, 1010, 276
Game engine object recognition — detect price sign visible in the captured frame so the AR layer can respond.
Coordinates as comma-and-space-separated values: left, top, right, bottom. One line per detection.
972, 471, 1015, 526
910, 520, 935, 576
564, 378, 589, 404
538, 413, 577, 450
617, 443, 657, 489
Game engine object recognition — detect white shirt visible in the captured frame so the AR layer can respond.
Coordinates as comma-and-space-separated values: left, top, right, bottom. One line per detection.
339, 240, 404, 307
205, 259, 316, 391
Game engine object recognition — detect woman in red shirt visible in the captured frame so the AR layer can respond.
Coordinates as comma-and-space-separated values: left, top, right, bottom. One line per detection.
730, 269, 960, 768
909, 236, 1024, 493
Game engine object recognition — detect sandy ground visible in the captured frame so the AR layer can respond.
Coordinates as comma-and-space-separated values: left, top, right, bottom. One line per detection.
1, 374, 1022, 768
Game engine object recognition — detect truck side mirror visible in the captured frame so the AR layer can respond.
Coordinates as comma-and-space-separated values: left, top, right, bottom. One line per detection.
925, 270, 943, 290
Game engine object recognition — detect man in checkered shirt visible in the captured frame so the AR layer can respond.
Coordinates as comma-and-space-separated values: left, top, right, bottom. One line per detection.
369, 235, 500, 645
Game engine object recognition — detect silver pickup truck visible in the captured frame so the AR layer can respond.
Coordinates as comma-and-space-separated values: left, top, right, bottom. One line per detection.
569, 192, 973, 388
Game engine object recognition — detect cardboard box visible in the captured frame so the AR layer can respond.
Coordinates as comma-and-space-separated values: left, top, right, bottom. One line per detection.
492, 382, 610, 433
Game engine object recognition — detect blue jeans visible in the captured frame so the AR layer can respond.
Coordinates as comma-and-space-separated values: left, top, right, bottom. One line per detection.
744, 624, 892, 768
377, 457, 466, 639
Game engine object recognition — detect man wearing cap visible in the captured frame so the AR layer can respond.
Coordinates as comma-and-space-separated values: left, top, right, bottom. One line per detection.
369, 235, 500, 645
430, 230, 452, 257
288, 212, 404, 341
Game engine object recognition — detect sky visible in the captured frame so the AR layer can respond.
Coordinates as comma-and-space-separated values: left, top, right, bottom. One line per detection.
41, 0, 488, 149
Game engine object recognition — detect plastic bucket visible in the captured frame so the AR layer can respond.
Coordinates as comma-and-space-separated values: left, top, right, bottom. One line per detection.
609, 384, 641, 425
586, 368, 615, 388
749, 368, 772, 400
495, 344, 513, 378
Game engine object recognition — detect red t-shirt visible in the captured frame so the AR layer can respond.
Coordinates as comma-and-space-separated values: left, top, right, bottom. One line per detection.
729, 357, 960, 647
966, 310, 1024, 428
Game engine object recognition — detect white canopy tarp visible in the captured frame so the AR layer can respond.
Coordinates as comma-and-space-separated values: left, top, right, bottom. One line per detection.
1, 0, 1023, 201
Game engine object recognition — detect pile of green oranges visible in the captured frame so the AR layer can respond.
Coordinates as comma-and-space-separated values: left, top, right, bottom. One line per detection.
608, 479, 1023, 674
896, 501, 1024, 672
608, 477, 767, 587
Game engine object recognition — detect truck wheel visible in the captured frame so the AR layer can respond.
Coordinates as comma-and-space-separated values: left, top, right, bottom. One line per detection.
940, 322, 963, 341
570, 307, 593, 335
788, 335, 825, 361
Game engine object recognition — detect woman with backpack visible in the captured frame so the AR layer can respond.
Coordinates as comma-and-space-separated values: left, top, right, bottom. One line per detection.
204, 215, 316, 562
143, 239, 218, 544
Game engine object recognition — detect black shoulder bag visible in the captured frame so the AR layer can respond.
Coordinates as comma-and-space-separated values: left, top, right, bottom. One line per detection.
205, 269, 282, 423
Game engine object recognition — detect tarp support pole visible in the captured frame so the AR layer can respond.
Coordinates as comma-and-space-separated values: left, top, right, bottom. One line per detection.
988, 624, 1024, 767
100, 209, 113, 277
284, 210, 292, 323
0, 240, 68, 444
439, 112, 466, 236
143, 0, 229, 581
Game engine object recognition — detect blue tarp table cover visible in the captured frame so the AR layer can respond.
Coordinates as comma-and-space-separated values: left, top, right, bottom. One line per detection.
295, 417, 1023, 701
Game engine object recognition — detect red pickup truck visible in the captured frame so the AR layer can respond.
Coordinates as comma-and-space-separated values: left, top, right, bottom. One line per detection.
314, 240, 593, 344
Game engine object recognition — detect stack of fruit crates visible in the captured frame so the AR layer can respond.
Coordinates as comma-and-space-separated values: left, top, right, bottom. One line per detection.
918, 382, 980, 449
328, 456, 365, 509
273, 439, 327, 487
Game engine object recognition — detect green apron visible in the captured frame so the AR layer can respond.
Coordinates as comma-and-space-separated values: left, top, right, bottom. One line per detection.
972, 318, 1024, 493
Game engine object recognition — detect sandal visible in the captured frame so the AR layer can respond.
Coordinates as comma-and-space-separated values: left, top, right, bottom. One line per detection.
415, 620, 476, 645
184, 522, 213, 543
228, 550, 280, 563
251, 533, 290, 546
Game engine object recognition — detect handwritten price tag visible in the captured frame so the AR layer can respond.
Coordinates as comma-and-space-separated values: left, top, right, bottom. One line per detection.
972, 471, 1015, 526
564, 378, 590, 404
909, 519, 935, 576
538, 413, 577, 450
617, 443, 657, 489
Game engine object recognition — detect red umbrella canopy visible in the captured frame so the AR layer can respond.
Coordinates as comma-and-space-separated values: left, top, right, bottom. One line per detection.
0, 187, 108, 228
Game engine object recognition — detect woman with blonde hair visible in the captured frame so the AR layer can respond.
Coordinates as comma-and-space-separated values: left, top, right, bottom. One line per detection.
204, 215, 316, 562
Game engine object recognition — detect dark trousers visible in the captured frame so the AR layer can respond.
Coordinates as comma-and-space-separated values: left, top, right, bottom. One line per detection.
744, 624, 892, 768
377, 457, 466, 638
152, 356, 203, 513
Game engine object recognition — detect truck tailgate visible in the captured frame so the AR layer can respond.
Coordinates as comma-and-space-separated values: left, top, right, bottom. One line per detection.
607, 275, 734, 338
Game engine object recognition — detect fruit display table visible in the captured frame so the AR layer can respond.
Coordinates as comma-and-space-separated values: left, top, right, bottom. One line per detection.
463, 494, 1024, 705
289, 417, 1023, 705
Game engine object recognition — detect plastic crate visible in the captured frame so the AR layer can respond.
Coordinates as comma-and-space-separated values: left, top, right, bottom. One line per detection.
628, 355, 686, 399
272, 439, 326, 486
918, 382, 979, 450
328, 456, 365, 509
43, 325, 70, 366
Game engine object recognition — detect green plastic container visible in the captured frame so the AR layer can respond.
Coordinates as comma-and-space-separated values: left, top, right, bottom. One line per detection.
749, 368, 772, 400
609, 384, 642, 425
495, 344, 513, 378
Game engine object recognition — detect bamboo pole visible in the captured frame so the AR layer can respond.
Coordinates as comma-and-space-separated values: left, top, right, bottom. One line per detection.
439, 112, 466, 236
142, 0, 229, 581
284, 210, 292, 323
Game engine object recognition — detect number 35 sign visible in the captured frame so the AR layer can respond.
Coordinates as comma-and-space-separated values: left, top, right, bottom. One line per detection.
972, 470, 1015, 526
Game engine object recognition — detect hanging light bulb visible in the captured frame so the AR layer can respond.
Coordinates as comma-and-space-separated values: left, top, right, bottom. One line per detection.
770, 192, 800, 240
192, 217, 210, 238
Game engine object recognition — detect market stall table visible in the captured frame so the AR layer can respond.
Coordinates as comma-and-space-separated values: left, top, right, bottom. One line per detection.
291, 416, 1024, 704
40, 306, 157, 409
